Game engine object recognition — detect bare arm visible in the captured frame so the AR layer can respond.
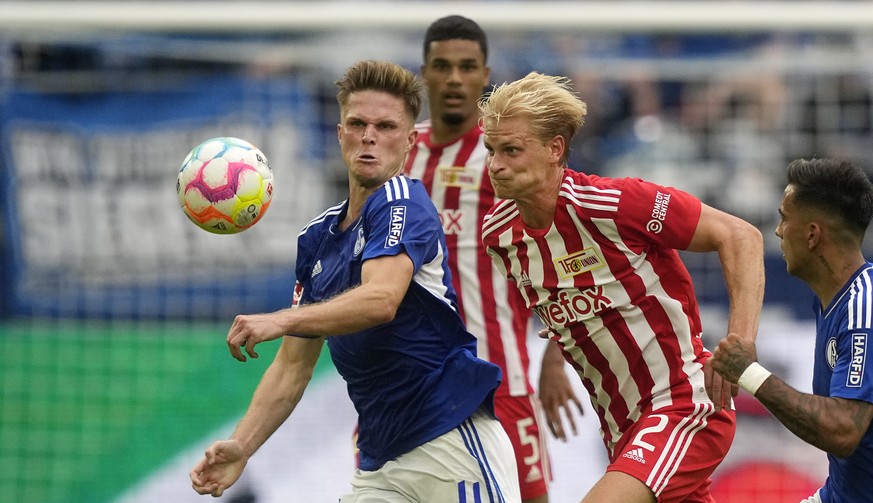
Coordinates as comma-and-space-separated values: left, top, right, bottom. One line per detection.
712, 332, 873, 457
227, 253, 414, 361
538, 338, 585, 441
686, 204, 764, 409
190, 335, 324, 496
685, 203, 765, 341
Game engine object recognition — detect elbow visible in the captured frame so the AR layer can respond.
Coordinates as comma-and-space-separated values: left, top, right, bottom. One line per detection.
370, 296, 401, 325
830, 434, 863, 458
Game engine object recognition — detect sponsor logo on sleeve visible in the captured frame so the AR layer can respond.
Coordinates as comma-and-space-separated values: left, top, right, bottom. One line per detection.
385, 205, 406, 247
553, 248, 605, 279
646, 191, 672, 234
848, 333, 867, 387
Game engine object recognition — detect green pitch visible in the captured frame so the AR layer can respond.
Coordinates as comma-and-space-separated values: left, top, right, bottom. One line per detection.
0, 319, 335, 503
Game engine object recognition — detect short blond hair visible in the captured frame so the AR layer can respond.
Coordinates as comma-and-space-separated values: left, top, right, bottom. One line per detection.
478, 72, 587, 164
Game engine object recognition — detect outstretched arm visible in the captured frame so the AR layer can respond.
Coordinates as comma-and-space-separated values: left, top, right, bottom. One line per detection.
190, 335, 324, 496
712, 332, 873, 457
227, 253, 414, 361
686, 203, 765, 410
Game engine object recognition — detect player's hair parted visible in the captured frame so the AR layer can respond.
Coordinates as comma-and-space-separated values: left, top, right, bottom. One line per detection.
423, 15, 488, 62
787, 158, 873, 240
335, 60, 424, 122
478, 71, 588, 165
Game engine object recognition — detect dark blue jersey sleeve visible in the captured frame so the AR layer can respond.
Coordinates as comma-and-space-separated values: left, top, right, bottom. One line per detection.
360, 176, 444, 273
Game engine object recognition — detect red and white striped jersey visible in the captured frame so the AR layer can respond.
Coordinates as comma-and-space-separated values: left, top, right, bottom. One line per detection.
482, 168, 713, 452
404, 122, 533, 398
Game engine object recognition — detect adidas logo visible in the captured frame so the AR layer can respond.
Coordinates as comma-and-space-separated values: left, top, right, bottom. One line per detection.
622, 448, 646, 464
520, 271, 532, 287
525, 465, 543, 483
312, 260, 323, 277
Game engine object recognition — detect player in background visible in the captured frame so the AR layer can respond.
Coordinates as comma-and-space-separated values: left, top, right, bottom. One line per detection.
189, 60, 521, 503
712, 158, 873, 503
403, 15, 581, 502
479, 71, 765, 502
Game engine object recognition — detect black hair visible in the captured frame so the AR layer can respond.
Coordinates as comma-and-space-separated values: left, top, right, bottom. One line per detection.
787, 158, 873, 237
423, 15, 488, 62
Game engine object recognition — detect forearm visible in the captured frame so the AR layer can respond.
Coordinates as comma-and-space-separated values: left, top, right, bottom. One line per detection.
720, 223, 764, 340
285, 283, 400, 337
755, 375, 866, 457
230, 340, 319, 457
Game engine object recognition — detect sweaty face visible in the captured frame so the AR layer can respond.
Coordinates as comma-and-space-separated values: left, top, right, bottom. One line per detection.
482, 116, 561, 202
337, 90, 417, 189
421, 39, 489, 127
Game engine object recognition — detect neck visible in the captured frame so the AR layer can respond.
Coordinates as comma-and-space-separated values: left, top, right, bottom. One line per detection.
517, 169, 564, 230
430, 115, 478, 145
810, 250, 867, 308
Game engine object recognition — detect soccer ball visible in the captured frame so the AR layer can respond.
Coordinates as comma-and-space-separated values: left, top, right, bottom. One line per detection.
177, 137, 273, 234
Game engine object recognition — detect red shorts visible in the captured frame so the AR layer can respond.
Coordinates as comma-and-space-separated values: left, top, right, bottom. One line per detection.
607, 402, 736, 502
494, 393, 551, 501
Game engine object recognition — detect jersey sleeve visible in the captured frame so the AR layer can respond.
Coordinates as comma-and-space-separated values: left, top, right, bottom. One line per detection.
614, 177, 703, 251
831, 329, 873, 404
294, 229, 316, 306
361, 177, 443, 273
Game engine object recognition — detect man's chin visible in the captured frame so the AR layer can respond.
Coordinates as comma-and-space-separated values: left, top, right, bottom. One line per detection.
440, 112, 466, 126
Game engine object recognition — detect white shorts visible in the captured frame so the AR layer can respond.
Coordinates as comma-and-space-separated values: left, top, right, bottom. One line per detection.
340, 408, 521, 503
799, 489, 823, 503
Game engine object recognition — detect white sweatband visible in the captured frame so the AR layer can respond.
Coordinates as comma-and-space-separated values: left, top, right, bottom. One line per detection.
737, 362, 772, 396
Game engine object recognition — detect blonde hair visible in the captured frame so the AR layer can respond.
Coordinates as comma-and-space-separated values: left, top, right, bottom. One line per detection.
479, 72, 587, 164
335, 60, 424, 123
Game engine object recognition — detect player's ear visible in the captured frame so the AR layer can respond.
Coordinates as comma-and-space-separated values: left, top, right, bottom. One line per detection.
807, 222, 821, 250
547, 135, 565, 165
406, 129, 419, 152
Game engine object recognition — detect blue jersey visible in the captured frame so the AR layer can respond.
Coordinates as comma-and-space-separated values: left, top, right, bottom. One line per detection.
813, 263, 873, 502
294, 175, 501, 471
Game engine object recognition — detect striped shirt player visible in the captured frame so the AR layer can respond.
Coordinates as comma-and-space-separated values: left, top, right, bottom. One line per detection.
296, 174, 520, 502
405, 121, 551, 496
810, 263, 873, 502
482, 168, 736, 501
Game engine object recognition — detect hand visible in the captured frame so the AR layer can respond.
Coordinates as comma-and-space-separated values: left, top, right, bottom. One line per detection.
538, 342, 585, 442
711, 332, 758, 383
226, 312, 287, 362
189, 440, 248, 497
703, 358, 737, 412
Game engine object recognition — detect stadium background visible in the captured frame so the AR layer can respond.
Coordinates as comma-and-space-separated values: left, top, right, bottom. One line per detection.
1, 1, 872, 501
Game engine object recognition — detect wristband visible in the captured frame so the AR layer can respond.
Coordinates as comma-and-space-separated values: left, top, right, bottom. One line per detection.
737, 362, 772, 396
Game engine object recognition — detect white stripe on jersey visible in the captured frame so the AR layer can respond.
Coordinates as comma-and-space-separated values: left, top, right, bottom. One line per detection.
384, 176, 410, 202
560, 180, 620, 212
482, 200, 518, 237
844, 266, 873, 329
646, 402, 714, 496
413, 239, 454, 309
299, 201, 346, 236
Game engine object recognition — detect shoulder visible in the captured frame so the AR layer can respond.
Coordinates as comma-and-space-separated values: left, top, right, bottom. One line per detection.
558, 170, 624, 211
299, 200, 345, 238
364, 176, 434, 216
482, 199, 519, 242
